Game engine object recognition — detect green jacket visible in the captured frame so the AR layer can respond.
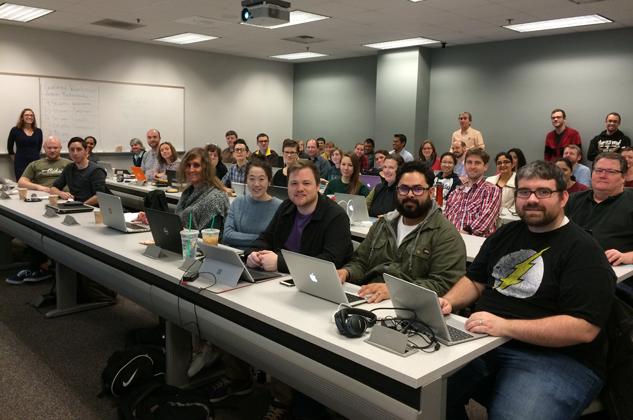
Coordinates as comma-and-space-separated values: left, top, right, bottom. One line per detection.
345, 205, 466, 296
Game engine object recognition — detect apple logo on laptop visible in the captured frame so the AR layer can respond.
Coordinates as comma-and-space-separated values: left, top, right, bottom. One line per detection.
309, 272, 318, 283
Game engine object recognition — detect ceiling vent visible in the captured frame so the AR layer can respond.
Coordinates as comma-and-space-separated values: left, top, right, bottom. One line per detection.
568, 0, 605, 4
91, 19, 145, 30
282, 35, 324, 44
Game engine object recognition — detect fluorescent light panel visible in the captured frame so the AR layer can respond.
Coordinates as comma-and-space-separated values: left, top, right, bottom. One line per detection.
364, 37, 439, 50
244, 10, 329, 29
0, 3, 53, 22
154, 32, 217, 44
270, 52, 328, 60
504, 14, 611, 32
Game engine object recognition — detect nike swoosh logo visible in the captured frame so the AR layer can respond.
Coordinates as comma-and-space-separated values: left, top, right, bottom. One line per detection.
122, 369, 138, 387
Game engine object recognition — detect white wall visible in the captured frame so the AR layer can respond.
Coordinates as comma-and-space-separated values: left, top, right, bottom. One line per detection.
0, 24, 293, 179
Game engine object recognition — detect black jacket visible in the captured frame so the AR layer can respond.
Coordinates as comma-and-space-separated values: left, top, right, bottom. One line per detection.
587, 129, 631, 161
368, 182, 397, 217
254, 194, 353, 273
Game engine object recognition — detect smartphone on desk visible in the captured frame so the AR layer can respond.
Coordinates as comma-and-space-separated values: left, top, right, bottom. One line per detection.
279, 279, 295, 287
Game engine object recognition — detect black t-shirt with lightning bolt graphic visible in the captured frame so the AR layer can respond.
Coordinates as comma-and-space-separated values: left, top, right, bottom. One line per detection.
467, 220, 615, 377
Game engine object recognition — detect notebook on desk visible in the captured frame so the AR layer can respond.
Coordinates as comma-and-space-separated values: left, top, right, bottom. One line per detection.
45, 202, 94, 214
97, 192, 150, 233
383, 273, 486, 346
145, 207, 183, 255
281, 250, 365, 307
199, 243, 282, 287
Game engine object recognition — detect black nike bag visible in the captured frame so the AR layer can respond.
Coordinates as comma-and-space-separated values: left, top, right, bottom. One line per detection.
100, 345, 166, 398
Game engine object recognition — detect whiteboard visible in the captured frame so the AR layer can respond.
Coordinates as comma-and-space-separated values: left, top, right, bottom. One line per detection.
0, 73, 184, 152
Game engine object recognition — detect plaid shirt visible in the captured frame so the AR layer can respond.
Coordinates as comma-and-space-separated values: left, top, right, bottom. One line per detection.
221, 163, 246, 187
444, 177, 501, 237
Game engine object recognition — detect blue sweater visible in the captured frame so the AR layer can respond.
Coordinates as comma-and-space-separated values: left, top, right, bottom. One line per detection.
222, 195, 282, 249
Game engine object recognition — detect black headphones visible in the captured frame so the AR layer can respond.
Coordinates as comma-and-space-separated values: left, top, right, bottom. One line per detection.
334, 307, 377, 338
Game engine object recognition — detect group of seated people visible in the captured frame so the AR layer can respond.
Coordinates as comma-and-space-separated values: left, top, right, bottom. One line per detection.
6, 116, 633, 419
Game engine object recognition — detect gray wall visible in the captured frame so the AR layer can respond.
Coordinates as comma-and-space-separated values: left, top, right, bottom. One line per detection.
0, 24, 293, 179
427, 27, 633, 164
293, 55, 377, 150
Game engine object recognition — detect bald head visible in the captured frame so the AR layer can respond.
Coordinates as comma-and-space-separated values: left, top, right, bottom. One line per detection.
44, 136, 62, 160
146, 129, 161, 149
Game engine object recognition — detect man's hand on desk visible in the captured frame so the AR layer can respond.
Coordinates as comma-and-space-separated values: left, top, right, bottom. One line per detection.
358, 283, 387, 303
247, 250, 278, 272
438, 297, 452, 315
58, 191, 73, 200
465, 311, 507, 336
605, 249, 633, 266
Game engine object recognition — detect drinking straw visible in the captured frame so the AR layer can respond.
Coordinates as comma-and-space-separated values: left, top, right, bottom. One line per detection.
210, 215, 215, 229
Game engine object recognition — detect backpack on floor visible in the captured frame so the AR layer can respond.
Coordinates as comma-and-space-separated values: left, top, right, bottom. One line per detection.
100, 345, 166, 398
118, 381, 213, 420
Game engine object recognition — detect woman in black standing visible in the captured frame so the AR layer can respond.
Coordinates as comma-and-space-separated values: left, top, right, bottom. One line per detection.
7, 108, 43, 180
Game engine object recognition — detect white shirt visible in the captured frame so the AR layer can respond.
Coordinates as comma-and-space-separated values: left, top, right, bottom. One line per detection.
397, 216, 419, 247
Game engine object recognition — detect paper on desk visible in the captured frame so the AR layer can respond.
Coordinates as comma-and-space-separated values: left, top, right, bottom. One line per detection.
125, 212, 140, 222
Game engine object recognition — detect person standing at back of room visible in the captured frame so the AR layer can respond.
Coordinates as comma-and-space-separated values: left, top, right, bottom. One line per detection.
7, 108, 43, 180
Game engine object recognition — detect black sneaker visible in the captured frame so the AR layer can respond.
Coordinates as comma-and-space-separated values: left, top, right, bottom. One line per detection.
262, 399, 290, 420
208, 376, 253, 403
6, 269, 35, 285
23, 269, 53, 283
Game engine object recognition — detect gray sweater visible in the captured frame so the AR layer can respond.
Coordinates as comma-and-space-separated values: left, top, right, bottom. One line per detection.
222, 195, 282, 249
176, 184, 229, 231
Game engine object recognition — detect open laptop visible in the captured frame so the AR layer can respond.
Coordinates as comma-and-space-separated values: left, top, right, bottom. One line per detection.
232, 182, 247, 197
360, 174, 382, 191
145, 207, 183, 255
199, 243, 282, 287
268, 185, 288, 201
98, 161, 114, 178
97, 192, 150, 233
383, 273, 486, 346
334, 192, 376, 225
281, 250, 365, 307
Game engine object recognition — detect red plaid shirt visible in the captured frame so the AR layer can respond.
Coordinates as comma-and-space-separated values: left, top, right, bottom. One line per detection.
444, 177, 501, 237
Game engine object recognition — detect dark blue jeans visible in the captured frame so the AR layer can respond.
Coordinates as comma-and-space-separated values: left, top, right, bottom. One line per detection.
447, 343, 603, 420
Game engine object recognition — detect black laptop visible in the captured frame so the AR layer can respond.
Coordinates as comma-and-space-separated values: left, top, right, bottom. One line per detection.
45, 201, 94, 214
145, 208, 184, 255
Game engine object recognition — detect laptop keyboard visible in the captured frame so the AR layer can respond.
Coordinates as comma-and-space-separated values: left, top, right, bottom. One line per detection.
447, 325, 474, 342
345, 292, 365, 303
126, 222, 149, 230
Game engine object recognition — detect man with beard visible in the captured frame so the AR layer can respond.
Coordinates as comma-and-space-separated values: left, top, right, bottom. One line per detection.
587, 112, 631, 161
441, 160, 614, 419
451, 139, 467, 176
337, 161, 466, 303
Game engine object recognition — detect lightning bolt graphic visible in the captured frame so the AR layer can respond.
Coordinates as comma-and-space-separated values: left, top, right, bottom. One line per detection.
497, 247, 550, 290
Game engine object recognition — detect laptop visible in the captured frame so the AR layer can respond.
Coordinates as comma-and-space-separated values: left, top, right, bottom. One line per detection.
360, 174, 382, 191
281, 250, 365, 307
130, 166, 146, 182
97, 192, 150, 233
383, 273, 486, 346
45, 202, 94, 214
166, 170, 178, 185
268, 185, 288, 201
232, 182, 247, 197
145, 207, 183, 255
199, 243, 282, 287
334, 193, 376, 225
98, 161, 114, 178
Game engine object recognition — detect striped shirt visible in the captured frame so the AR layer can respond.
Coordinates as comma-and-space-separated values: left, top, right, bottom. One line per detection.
444, 177, 501, 237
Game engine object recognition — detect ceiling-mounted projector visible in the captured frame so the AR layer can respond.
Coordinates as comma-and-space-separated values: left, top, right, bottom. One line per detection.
241, 0, 290, 27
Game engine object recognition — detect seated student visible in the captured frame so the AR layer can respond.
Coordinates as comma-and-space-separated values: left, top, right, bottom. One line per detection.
326, 147, 343, 181
205, 143, 227, 181
209, 160, 353, 416
433, 152, 462, 202
364, 149, 389, 177
50, 137, 107, 206
272, 139, 299, 187
566, 152, 633, 266
486, 151, 517, 213
338, 161, 465, 302
137, 148, 229, 230
443, 161, 614, 419
418, 139, 441, 171
84, 136, 99, 162
366, 154, 399, 217
221, 139, 249, 188
222, 160, 282, 250
155, 141, 180, 182
324, 153, 370, 197
251, 132, 280, 167
130, 138, 145, 167
622, 146, 633, 187
508, 147, 527, 172
353, 142, 370, 172
555, 157, 588, 193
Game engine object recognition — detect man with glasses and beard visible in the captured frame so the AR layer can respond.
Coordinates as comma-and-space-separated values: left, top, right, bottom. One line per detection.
441, 161, 614, 419
337, 161, 466, 303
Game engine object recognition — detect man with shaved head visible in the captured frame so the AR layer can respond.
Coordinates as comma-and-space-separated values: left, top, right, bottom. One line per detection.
141, 128, 161, 179
18, 136, 71, 192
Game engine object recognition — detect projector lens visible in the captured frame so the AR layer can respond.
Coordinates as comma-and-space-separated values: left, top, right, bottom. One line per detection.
241, 8, 251, 22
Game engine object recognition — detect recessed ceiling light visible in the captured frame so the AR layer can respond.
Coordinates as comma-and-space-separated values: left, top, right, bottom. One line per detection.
270, 52, 328, 60
154, 33, 218, 44
364, 37, 439, 50
503, 14, 612, 32
0, 3, 53, 22
243, 10, 329, 29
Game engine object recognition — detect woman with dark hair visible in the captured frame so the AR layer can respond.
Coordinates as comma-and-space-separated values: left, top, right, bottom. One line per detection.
7, 108, 43, 179
223, 160, 282, 250
326, 148, 343, 180
324, 152, 369, 196
205, 143, 227, 181
418, 139, 441, 171
85, 136, 100, 162
508, 148, 527, 171
367, 155, 399, 217
433, 152, 462, 202
364, 149, 389, 177
155, 141, 180, 181
555, 157, 588, 193
486, 151, 516, 211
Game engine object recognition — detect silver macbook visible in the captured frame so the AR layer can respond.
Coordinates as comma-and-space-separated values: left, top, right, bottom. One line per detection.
199, 243, 282, 287
383, 273, 486, 346
334, 193, 376, 225
232, 182, 247, 197
97, 192, 150, 233
98, 161, 114, 178
281, 250, 365, 307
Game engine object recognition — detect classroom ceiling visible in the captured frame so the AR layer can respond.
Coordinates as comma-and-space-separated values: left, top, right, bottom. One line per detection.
5, 0, 633, 61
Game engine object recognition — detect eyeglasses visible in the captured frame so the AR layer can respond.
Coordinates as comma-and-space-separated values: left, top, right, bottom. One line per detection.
257, 139, 269, 144
496, 160, 512, 165
397, 185, 430, 196
593, 168, 622, 175
515, 188, 562, 199
234, 148, 247, 153
283, 151, 298, 156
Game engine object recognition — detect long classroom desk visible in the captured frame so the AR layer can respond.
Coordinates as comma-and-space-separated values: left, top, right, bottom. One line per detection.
0, 194, 507, 420
106, 178, 181, 210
